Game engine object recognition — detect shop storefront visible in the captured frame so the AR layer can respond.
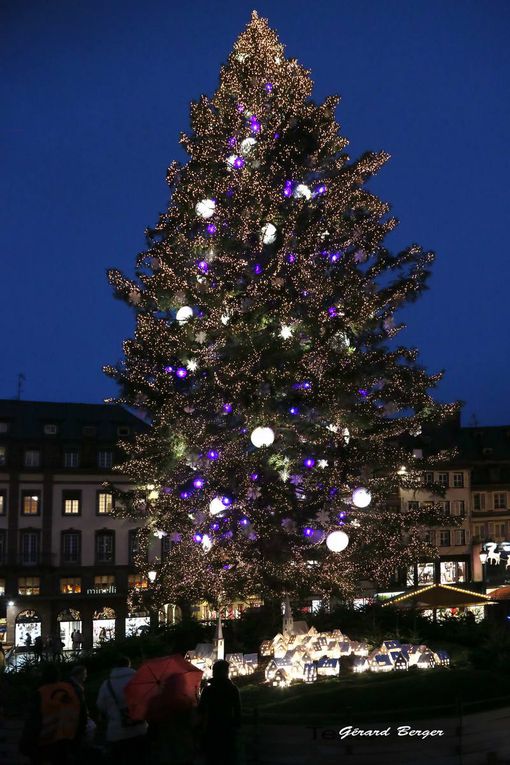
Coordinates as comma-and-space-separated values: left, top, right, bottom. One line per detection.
93, 607, 116, 646
15, 609, 42, 647
57, 608, 82, 650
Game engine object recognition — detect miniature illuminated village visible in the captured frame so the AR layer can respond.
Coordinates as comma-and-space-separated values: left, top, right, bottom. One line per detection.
186, 597, 450, 686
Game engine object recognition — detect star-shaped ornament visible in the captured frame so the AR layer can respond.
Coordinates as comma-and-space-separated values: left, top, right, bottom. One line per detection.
280, 324, 293, 339
195, 331, 207, 344
318, 459, 329, 469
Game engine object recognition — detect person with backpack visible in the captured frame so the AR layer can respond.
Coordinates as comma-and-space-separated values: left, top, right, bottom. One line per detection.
19, 664, 83, 765
96, 656, 147, 763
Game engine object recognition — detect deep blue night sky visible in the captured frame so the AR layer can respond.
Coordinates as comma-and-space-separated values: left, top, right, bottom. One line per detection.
1, 1, 509, 424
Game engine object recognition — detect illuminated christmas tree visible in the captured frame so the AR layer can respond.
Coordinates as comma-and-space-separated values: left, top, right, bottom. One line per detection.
106, 12, 457, 610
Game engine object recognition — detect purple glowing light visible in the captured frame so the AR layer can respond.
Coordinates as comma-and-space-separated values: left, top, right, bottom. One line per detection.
304, 527, 314, 537
221, 496, 232, 507
304, 458, 316, 469
253, 264, 263, 275
283, 181, 293, 198
228, 136, 237, 147
180, 491, 190, 500
163, 365, 174, 374
176, 367, 188, 378
207, 450, 219, 460
286, 253, 296, 263
329, 252, 342, 263
250, 473, 258, 481
358, 388, 368, 398
274, 132, 280, 139
237, 103, 245, 113
222, 403, 233, 414
250, 116, 261, 133
339, 511, 347, 519
197, 260, 209, 273
328, 306, 338, 317
193, 477, 205, 489
193, 533, 203, 543
240, 517, 250, 526
233, 156, 245, 169
210, 522, 220, 531
206, 224, 217, 235
316, 185, 327, 194
289, 406, 299, 415
265, 82, 273, 92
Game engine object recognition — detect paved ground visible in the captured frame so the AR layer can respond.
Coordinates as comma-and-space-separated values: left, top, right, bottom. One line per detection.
3, 707, 510, 764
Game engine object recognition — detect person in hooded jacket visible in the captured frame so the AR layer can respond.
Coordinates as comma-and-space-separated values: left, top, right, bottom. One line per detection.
96, 656, 147, 764
198, 659, 241, 765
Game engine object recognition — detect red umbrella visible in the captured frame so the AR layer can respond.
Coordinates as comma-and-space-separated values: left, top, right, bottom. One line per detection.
125, 654, 202, 722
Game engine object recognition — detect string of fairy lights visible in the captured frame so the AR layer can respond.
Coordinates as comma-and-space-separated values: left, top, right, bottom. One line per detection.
105, 12, 459, 605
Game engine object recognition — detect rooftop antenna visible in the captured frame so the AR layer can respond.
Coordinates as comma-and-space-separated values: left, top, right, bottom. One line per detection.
16, 373, 25, 400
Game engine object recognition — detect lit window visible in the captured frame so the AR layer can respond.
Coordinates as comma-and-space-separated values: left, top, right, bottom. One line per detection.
473, 493, 486, 511
97, 492, 114, 515
94, 574, 115, 591
0, 578, 5, 596
62, 491, 81, 515
422, 530, 436, 545
60, 577, 81, 594
0, 490, 6, 515
452, 500, 465, 517
453, 473, 464, 488
18, 576, 40, 595
128, 574, 148, 590
440, 561, 466, 584
417, 562, 435, 585
494, 493, 507, 510
97, 451, 113, 469
21, 492, 41, 515
455, 529, 467, 546
64, 451, 80, 468
24, 450, 40, 468
62, 532, 81, 564
0, 446, 6, 465
439, 530, 451, 547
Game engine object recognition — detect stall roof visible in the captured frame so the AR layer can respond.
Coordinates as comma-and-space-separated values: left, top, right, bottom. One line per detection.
381, 583, 495, 609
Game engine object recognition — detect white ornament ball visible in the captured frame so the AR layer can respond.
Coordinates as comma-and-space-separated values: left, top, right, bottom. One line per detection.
352, 487, 371, 508
342, 427, 351, 445
326, 530, 349, 552
195, 199, 216, 219
261, 223, 277, 244
209, 497, 226, 516
250, 426, 275, 448
226, 154, 237, 169
201, 534, 213, 552
176, 306, 193, 324
240, 137, 256, 155
293, 184, 312, 200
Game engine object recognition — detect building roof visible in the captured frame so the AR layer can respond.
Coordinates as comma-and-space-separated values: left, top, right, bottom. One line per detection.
0, 399, 147, 441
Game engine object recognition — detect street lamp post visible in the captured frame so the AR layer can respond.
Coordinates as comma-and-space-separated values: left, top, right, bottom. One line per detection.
479, 551, 487, 591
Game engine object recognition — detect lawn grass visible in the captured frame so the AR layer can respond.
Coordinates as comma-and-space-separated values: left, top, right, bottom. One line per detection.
240, 668, 510, 724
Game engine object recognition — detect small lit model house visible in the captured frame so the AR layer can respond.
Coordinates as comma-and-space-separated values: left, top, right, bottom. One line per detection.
187, 615, 257, 679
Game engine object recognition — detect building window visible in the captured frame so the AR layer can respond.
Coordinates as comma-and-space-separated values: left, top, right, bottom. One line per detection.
423, 472, 434, 486
24, 450, 40, 468
61, 531, 81, 564
19, 531, 40, 565
452, 500, 465, 517
97, 451, 113, 469
408, 501, 420, 511
494, 522, 506, 539
97, 492, 114, 515
64, 451, 80, 468
60, 577, 81, 594
93, 574, 115, 592
117, 426, 130, 437
440, 561, 466, 584
0, 490, 6, 515
473, 493, 486, 512
473, 523, 486, 541
0, 446, 6, 465
128, 529, 145, 564
128, 574, 148, 590
0, 578, 5, 596
494, 493, 507, 510
437, 501, 451, 514
62, 491, 81, 516
0, 530, 6, 564
96, 532, 115, 563
453, 472, 464, 488
439, 530, 451, 547
44, 424, 57, 435
422, 529, 435, 545
21, 491, 41, 516
417, 562, 435, 585
0, 422, 9, 433
437, 473, 449, 487
18, 576, 40, 595
454, 529, 466, 545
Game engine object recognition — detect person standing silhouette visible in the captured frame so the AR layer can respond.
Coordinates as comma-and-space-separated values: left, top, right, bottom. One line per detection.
198, 660, 241, 765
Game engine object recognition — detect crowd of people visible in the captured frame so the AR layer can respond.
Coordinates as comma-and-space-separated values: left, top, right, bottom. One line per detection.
17, 657, 241, 765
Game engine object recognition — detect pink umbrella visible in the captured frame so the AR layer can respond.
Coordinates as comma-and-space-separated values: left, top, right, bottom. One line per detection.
125, 654, 202, 722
